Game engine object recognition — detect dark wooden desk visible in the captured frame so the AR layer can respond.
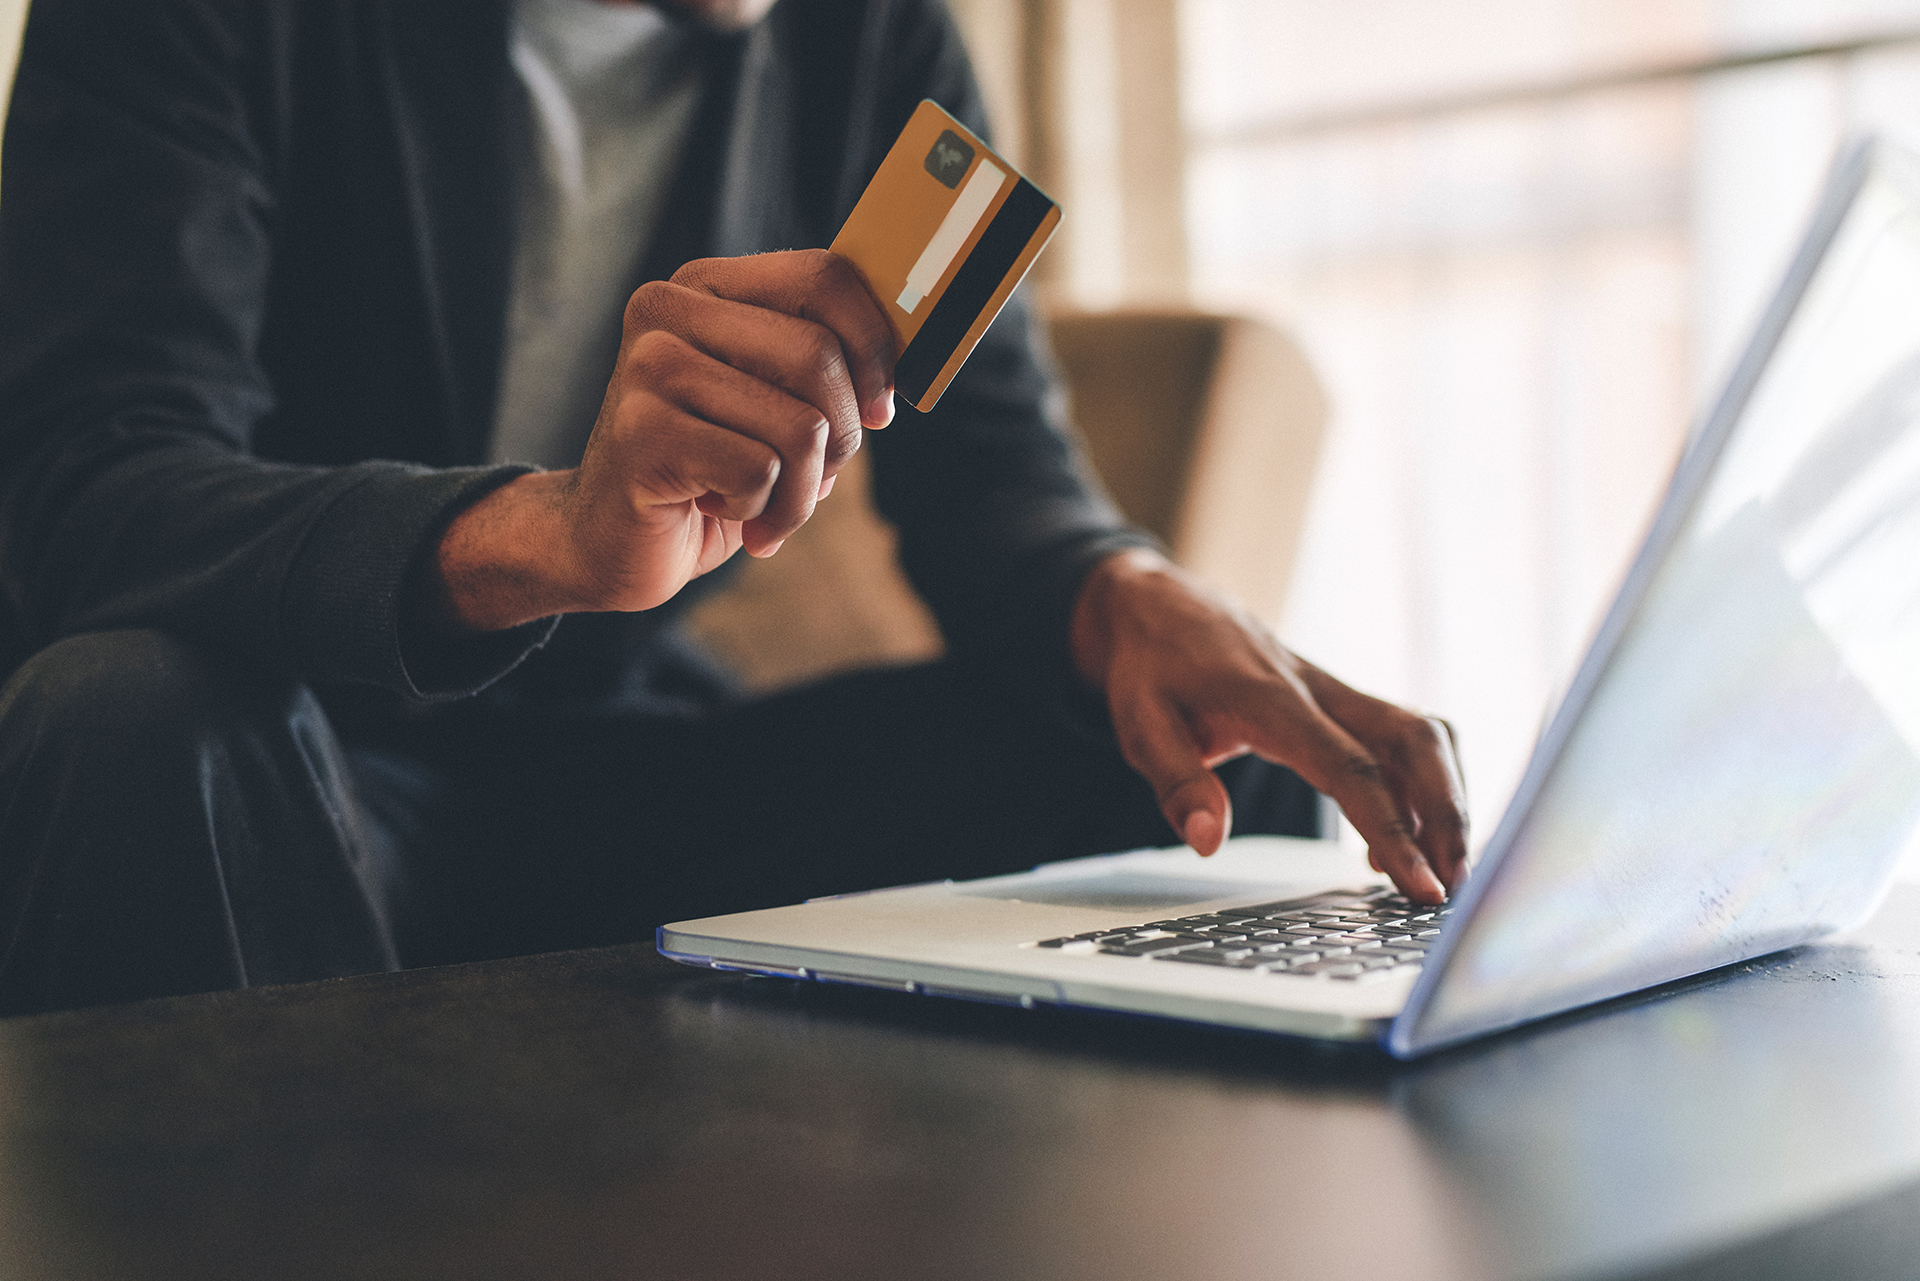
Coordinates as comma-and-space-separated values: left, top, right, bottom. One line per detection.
2, 888, 1918, 1281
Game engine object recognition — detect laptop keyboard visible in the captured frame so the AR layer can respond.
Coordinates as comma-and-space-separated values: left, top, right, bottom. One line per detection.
1024, 887, 1450, 982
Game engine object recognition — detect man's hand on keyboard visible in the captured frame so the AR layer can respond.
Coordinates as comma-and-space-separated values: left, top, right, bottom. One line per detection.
1071, 548, 1469, 905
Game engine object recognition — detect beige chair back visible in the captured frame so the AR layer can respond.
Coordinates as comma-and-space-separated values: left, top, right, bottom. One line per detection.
683, 309, 1326, 692
1048, 310, 1326, 624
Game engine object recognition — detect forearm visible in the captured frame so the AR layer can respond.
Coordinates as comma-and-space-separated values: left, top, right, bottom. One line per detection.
0, 424, 546, 696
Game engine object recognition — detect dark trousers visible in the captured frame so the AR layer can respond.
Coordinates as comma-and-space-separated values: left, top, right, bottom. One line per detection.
0, 630, 1319, 1017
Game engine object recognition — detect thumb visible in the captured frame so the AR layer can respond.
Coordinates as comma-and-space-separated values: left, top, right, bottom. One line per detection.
1117, 694, 1235, 855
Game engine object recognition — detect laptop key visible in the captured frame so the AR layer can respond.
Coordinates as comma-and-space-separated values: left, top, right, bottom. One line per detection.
1027, 888, 1448, 954
1160, 949, 1251, 968
1328, 958, 1408, 980
1294, 960, 1368, 977
1100, 937, 1201, 957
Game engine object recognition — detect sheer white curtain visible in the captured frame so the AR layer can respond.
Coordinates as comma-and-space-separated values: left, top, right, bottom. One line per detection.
1181, 0, 1920, 842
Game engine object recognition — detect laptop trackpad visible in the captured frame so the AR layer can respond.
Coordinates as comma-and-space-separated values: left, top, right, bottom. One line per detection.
954, 872, 1278, 912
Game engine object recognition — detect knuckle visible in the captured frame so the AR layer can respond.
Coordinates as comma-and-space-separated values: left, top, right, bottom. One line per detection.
771, 406, 829, 457
624, 279, 677, 329
1343, 753, 1386, 786
798, 324, 845, 379
627, 327, 688, 374
793, 411, 830, 451
760, 491, 810, 534
643, 455, 699, 505
744, 449, 781, 492
611, 386, 662, 430
1111, 719, 1158, 771
597, 387, 668, 449
667, 257, 716, 289
1383, 716, 1442, 768
1371, 818, 1417, 848
800, 247, 848, 289
1152, 771, 1212, 812
1403, 717, 1444, 751
823, 423, 864, 470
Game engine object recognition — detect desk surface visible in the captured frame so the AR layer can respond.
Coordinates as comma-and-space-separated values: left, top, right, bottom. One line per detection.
1, 886, 1917, 1281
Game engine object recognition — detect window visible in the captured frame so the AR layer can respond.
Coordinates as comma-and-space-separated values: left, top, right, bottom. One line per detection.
1179, 1, 1920, 837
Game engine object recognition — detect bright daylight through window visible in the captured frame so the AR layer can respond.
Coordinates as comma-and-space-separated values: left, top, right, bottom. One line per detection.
1179, 0, 1920, 849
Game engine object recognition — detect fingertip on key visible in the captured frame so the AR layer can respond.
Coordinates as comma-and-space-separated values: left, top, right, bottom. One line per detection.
1183, 810, 1221, 857
1413, 859, 1448, 905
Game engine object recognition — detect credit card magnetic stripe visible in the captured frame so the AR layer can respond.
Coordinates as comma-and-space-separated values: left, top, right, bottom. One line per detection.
894, 176, 1055, 405
897, 161, 1007, 313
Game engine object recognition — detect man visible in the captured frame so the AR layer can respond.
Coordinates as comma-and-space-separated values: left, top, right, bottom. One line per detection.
0, 0, 1467, 1016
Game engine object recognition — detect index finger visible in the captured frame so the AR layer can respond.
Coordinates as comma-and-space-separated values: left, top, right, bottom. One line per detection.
1251, 706, 1449, 905
1409, 715, 1470, 890
1298, 667, 1472, 893
672, 250, 898, 428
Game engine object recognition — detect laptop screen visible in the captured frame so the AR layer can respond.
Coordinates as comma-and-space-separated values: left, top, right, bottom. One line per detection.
1398, 141, 1920, 1055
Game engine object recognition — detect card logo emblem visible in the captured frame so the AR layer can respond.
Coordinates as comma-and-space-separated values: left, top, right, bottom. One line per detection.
924, 131, 974, 188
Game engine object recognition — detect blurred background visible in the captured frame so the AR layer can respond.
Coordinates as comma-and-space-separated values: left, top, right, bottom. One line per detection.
951, 0, 1920, 847
3, 1, 1919, 854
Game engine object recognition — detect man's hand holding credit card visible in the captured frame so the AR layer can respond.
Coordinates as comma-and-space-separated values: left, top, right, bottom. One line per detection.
833, 100, 1062, 411
433, 100, 1056, 631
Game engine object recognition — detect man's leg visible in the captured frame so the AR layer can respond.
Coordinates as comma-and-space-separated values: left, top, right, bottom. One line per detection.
0, 631, 403, 1016
392, 660, 1321, 965
681, 660, 1322, 911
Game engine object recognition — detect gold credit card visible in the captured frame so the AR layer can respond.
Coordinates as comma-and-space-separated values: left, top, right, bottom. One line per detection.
831, 100, 1062, 412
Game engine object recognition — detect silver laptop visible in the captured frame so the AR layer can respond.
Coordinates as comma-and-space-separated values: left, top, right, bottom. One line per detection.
661, 137, 1920, 1058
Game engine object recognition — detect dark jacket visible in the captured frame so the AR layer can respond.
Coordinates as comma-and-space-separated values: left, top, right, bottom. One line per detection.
0, 0, 1146, 718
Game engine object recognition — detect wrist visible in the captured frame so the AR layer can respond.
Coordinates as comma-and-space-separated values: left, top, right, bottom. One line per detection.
429, 469, 591, 633
1069, 546, 1178, 687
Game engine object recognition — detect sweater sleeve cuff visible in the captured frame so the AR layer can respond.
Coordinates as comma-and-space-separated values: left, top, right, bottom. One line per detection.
969, 527, 1162, 750
1014, 526, 1163, 678
281, 462, 559, 701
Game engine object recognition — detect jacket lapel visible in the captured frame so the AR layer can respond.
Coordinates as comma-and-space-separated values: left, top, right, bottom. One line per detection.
708, 20, 799, 258
639, 17, 813, 283
372, 0, 844, 462
378, 0, 516, 463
